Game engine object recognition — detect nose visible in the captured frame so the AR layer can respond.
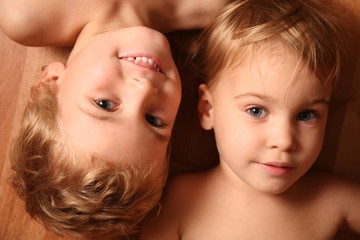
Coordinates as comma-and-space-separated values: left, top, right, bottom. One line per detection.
121, 77, 159, 119
267, 119, 297, 152
127, 77, 158, 96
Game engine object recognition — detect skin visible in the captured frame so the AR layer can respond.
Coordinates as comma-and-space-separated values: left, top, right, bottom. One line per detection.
0, 0, 233, 237
0, 0, 235, 46
0, 0, 358, 171
43, 26, 181, 169
201, 48, 329, 195
140, 46, 360, 240
0, 0, 235, 170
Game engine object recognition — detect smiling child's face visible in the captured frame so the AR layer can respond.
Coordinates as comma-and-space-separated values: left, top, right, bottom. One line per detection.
53, 26, 181, 170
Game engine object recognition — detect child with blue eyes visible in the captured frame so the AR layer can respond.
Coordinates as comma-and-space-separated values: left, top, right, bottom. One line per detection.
0, 0, 236, 239
140, 0, 360, 239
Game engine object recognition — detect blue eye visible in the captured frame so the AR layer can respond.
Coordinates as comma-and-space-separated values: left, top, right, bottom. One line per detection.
296, 111, 318, 121
95, 100, 116, 111
145, 113, 165, 128
247, 107, 266, 118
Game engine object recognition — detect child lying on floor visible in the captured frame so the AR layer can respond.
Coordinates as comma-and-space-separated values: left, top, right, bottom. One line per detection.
0, 0, 235, 238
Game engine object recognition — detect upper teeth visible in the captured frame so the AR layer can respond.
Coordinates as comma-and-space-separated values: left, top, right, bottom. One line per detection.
123, 56, 160, 72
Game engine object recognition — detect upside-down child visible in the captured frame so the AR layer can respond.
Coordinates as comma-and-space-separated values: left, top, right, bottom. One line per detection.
0, 0, 235, 239
140, 0, 360, 239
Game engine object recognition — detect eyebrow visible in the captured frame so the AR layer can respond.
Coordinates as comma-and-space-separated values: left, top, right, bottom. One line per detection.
235, 93, 272, 101
234, 92, 330, 105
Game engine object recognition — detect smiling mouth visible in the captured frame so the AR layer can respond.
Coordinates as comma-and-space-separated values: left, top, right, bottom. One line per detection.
119, 56, 162, 73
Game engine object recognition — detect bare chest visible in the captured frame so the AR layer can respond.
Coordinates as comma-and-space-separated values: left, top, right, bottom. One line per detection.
180, 195, 341, 240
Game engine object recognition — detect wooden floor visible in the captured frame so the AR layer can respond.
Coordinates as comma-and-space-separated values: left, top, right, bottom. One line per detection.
0, 27, 360, 239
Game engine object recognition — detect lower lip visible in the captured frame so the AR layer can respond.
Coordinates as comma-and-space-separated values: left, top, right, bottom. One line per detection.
258, 163, 293, 176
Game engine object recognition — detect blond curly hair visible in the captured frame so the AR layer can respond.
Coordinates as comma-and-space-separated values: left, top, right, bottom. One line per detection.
9, 79, 167, 239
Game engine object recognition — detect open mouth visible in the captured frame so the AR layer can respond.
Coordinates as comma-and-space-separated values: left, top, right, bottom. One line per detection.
119, 56, 163, 73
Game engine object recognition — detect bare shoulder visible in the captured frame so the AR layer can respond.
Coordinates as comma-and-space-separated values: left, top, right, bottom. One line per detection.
303, 170, 359, 191
162, 170, 213, 214
301, 170, 360, 233
139, 170, 213, 240
0, 0, 87, 46
298, 170, 359, 199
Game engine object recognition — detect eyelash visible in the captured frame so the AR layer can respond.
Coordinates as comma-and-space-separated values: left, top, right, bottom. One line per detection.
246, 106, 320, 122
95, 99, 117, 111
296, 110, 319, 122
145, 113, 166, 128
95, 99, 165, 128
246, 106, 267, 118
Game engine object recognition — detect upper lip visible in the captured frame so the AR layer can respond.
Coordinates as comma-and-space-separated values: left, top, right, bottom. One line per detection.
118, 55, 164, 73
260, 162, 294, 168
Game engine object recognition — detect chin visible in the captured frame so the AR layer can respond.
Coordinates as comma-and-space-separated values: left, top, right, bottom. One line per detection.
254, 181, 294, 196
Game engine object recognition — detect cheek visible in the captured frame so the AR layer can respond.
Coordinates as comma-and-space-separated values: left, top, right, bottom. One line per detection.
161, 83, 181, 112
299, 129, 325, 163
212, 103, 254, 155
215, 132, 252, 178
214, 119, 254, 163
308, 136, 324, 156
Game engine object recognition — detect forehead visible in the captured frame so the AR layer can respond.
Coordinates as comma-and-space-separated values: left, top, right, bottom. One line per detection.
58, 109, 169, 167
212, 46, 330, 100
217, 45, 320, 86
241, 42, 330, 89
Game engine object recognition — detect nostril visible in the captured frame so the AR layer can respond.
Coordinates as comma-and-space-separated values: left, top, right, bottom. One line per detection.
130, 78, 158, 93
136, 77, 157, 86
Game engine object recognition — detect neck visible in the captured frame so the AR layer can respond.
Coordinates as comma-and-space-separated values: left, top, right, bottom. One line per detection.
71, 0, 232, 56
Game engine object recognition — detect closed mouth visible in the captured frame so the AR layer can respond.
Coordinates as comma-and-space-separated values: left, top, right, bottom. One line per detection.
257, 162, 295, 176
118, 55, 163, 73
262, 163, 294, 168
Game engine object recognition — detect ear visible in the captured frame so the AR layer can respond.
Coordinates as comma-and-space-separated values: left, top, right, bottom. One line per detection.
38, 62, 65, 85
198, 84, 214, 130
